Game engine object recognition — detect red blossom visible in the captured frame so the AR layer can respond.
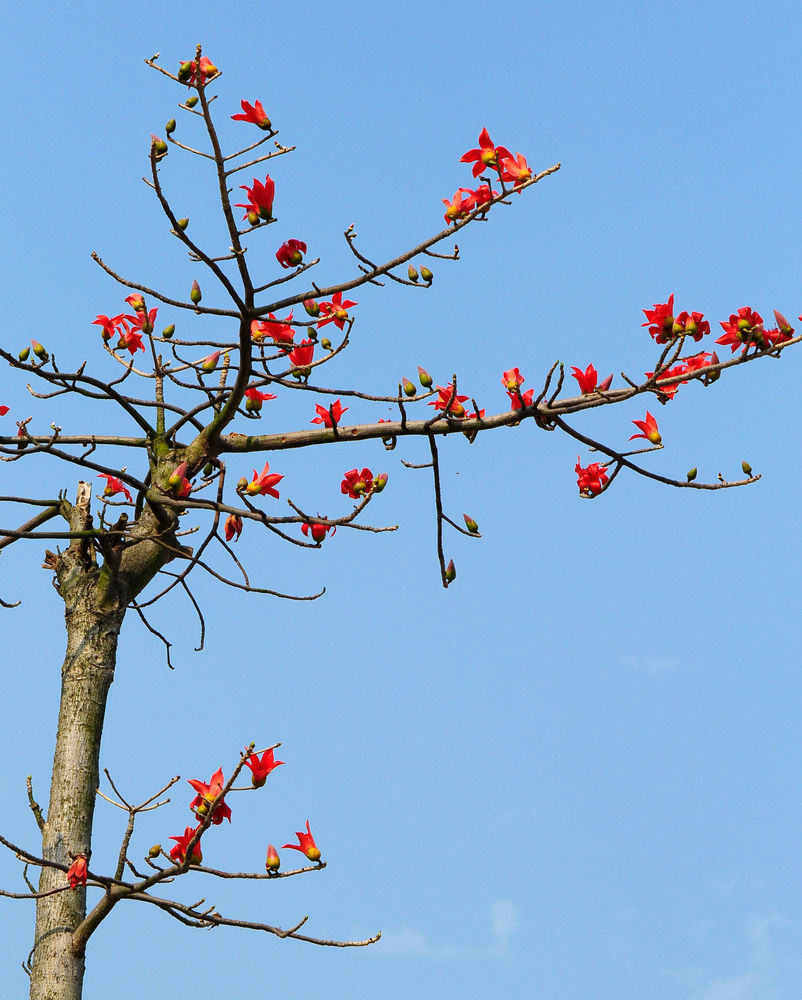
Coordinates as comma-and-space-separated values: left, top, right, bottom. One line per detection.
716, 306, 766, 353
276, 239, 307, 269
251, 312, 295, 345
124, 307, 159, 335
302, 521, 336, 542
501, 367, 525, 391
769, 310, 795, 346
244, 386, 278, 412
92, 313, 125, 341
341, 468, 374, 498
67, 855, 87, 889
644, 363, 688, 400
459, 128, 512, 178
187, 767, 232, 825
471, 183, 499, 208
231, 99, 271, 130
673, 310, 710, 342
443, 189, 475, 224
245, 461, 283, 499
500, 152, 532, 188
317, 292, 357, 330
429, 385, 469, 418
629, 411, 662, 445
681, 352, 713, 374
169, 826, 203, 865
235, 175, 275, 223
575, 457, 609, 497
186, 56, 218, 86
507, 388, 535, 410
224, 513, 243, 541
642, 294, 675, 343
570, 363, 613, 394
287, 339, 315, 373
282, 820, 321, 862
97, 474, 132, 503
311, 399, 348, 427
0, 406, 8, 416
244, 748, 284, 788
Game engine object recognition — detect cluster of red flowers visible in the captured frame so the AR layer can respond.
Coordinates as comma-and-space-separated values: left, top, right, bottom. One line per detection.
442, 128, 532, 224
642, 294, 711, 345
571, 363, 613, 395
92, 294, 161, 355
340, 467, 388, 498
501, 367, 535, 409
575, 459, 609, 497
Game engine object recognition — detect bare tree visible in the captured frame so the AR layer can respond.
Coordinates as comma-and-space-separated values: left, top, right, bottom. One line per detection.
0, 44, 798, 1000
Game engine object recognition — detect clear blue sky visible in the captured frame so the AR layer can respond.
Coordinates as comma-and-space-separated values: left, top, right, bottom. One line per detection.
1, 3, 801, 999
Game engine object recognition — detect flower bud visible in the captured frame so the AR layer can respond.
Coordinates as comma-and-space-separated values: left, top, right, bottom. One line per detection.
373, 472, 388, 493
742, 461, 753, 476
321, 338, 332, 351
178, 61, 193, 82
225, 512, 243, 542
18, 347, 30, 362
168, 461, 188, 489
402, 377, 417, 397
177, 218, 189, 231
201, 350, 220, 373
303, 299, 320, 318
265, 844, 280, 872
408, 265, 419, 282
686, 468, 697, 482
445, 559, 456, 583
185, 95, 199, 108
247, 211, 260, 227
151, 135, 168, 156
463, 514, 479, 533
417, 366, 433, 388
203, 462, 214, 477
162, 324, 175, 339
148, 844, 162, 859
165, 118, 177, 135
31, 340, 48, 361
420, 266, 433, 284
774, 309, 793, 333
597, 374, 613, 392
190, 279, 202, 305
236, 477, 249, 492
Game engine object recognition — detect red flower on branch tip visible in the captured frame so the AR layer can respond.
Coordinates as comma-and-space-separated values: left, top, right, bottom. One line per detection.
644, 363, 687, 400
283, 820, 321, 863
571, 363, 613, 394
302, 521, 336, 542
187, 767, 232, 825
500, 152, 532, 188
169, 826, 203, 865
245, 748, 284, 788
244, 386, 278, 413
124, 307, 159, 335
460, 128, 512, 177
575, 458, 609, 497
443, 189, 475, 224
673, 310, 710, 342
97, 474, 132, 503
265, 844, 281, 872
185, 56, 218, 86
287, 340, 315, 375
231, 99, 271, 130
771, 310, 795, 346
0, 406, 8, 416
167, 461, 192, 498
276, 239, 307, 269
471, 183, 498, 209
235, 175, 275, 223
642, 294, 675, 343
67, 855, 87, 889
311, 398, 348, 427
716, 306, 766, 353
341, 468, 374, 498
318, 292, 357, 330
501, 367, 525, 391
125, 294, 145, 312
92, 313, 125, 342
112, 320, 145, 356
429, 385, 469, 418
244, 461, 283, 499
224, 513, 243, 542
251, 312, 294, 345
629, 411, 662, 445
507, 388, 535, 411
681, 352, 713, 374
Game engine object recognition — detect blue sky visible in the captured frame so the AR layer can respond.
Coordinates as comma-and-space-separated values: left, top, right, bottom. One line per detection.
1, 3, 802, 999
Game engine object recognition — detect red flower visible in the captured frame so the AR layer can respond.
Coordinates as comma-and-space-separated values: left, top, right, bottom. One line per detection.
681, 352, 713, 374
318, 292, 357, 330
231, 99, 271, 130
97, 474, 132, 503
224, 513, 243, 541
114, 321, 145, 355
642, 294, 675, 343
644, 364, 687, 399
442, 189, 475, 224
311, 398, 348, 427
768, 310, 795, 346
500, 152, 532, 187
245, 748, 284, 788
67, 855, 87, 889
245, 461, 283, 499
282, 820, 321, 862
571, 363, 613, 394
125, 294, 145, 312
276, 239, 307, 269
501, 367, 525, 391
186, 56, 218, 86
471, 183, 498, 208
187, 767, 231, 825
0, 406, 7, 416
302, 521, 336, 542
251, 312, 295, 345
460, 128, 512, 178
429, 385, 469, 418
716, 306, 766, 353
169, 826, 203, 865
341, 468, 374, 498
507, 388, 535, 411
244, 386, 278, 413
235, 175, 275, 223
265, 844, 281, 872
92, 313, 125, 341
575, 457, 609, 497
124, 307, 159, 335
673, 310, 710, 342
288, 339, 315, 375
629, 411, 662, 445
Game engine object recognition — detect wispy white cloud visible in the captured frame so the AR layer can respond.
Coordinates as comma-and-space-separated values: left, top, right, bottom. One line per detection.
693, 972, 778, 1000
377, 899, 520, 961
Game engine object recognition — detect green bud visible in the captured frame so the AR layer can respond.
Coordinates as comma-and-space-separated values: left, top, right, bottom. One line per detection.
148, 844, 162, 859
445, 559, 456, 583
420, 266, 433, 283
31, 340, 48, 361
177, 218, 189, 231
742, 461, 753, 476
463, 514, 479, 533
190, 279, 202, 305
185, 95, 199, 108
402, 378, 417, 397
417, 366, 433, 388
321, 337, 332, 351
686, 468, 697, 482
178, 61, 193, 82
408, 265, 419, 283
152, 137, 168, 156
203, 462, 214, 477
236, 477, 249, 492
165, 118, 177, 135
18, 347, 30, 362
303, 299, 320, 318
161, 324, 175, 339
247, 211, 259, 227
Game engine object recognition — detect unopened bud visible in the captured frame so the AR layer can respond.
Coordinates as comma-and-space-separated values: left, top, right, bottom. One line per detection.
598, 374, 613, 392
178, 61, 193, 82
162, 324, 175, 339
190, 279, 202, 305
265, 845, 280, 872
247, 211, 259, 227
148, 844, 162, 859
417, 366, 433, 388
321, 338, 332, 351
151, 135, 168, 156
686, 468, 697, 482
303, 299, 320, 318
774, 310, 793, 333
185, 95, 199, 108
31, 340, 48, 361
177, 218, 189, 231
203, 462, 214, 477
201, 350, 220, 373
373, 472, 388, 493
420, 266, 433, 283
463, 514, 479, 533
165, 118, 177, 135
402, 378, 416, 397
236, 477, 249, 492
167, 462, 187, 489
742, 461, 753, 476
18, 347, 30, 362
408, 265, 419, 282
445, 559, 456, 583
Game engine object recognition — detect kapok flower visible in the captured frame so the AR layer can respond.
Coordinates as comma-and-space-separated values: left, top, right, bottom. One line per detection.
644, 364, 688, 400
501, 367, 525, 391
681, 352, 713, 374
235, 175, 275, 223
125, 293, 146, 312
169, 826, 203, 865
251, 312, 295, 345
124, 307, 159, 335
341, 468, 374, 498
629, 411, 662, 445
97, 474, 132, 503
276, 239, 307, 269
429, 385, 469, 418
245, 461, 283, 499
282, 820, 321, 863
224, 513, 243, 541
92, 313, 125, 342
500, 152, 532, 187
443, 189, 475, 224
471, 183, 498, 209
302, 521, 336, 542
231, 99, 271, 130
507, 388, 535, 411
769, 310, 795, 346
187, 56, 218, 86
311, 399, 348, 427
373, 472, 388, 492
245, 748, 285, 788
187, 767, 232, 825
672, 310, 710, 342
716, 306, 767, 353
0, 406, 8, 416
244, 387, 278, 413
318, 292, 358, 331
642, 294, 675, 343
575, 457, 609, 497
114, 321, 145, 355
460, 128, 513, 177
67, 855, 88, 889
571, 363, 613, 394
265, 844, 281, 872
287, 339, 315, 378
